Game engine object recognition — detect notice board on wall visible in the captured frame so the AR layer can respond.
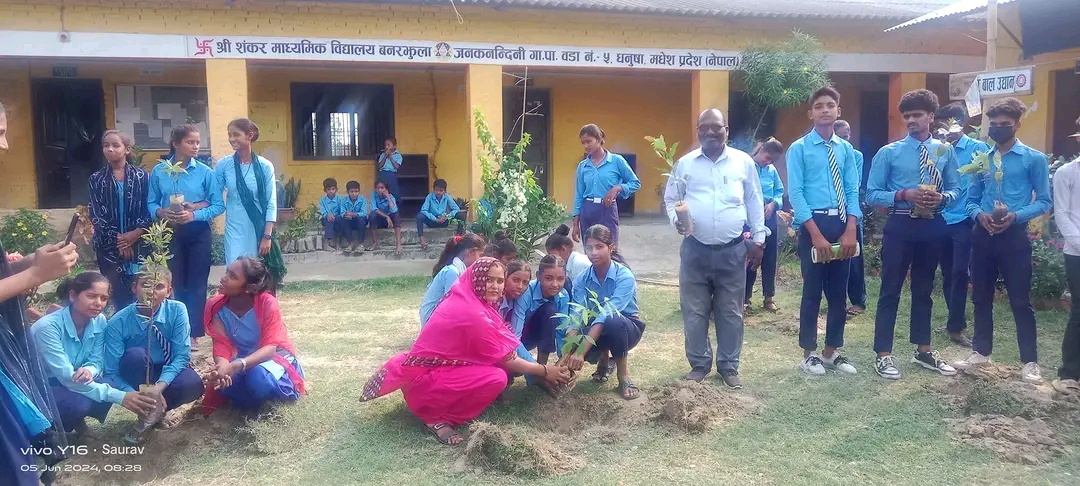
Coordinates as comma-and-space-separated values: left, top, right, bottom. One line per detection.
114, 85, 210, 151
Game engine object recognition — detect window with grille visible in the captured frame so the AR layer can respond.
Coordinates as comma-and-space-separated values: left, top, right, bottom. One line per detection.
291, 83, 394, 159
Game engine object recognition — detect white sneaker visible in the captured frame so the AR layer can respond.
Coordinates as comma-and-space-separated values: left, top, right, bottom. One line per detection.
1021, 362, 1043, 384
800, 354, 826, 376
822, 353, 857, 374
953, 351, 991, 370
875, 355, 901, 380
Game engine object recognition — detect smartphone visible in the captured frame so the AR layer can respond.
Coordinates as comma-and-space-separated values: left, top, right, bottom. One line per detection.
63, 213, 80, 246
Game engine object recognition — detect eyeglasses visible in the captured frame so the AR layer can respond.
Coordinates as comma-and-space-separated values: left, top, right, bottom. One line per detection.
697, 124, 728, 131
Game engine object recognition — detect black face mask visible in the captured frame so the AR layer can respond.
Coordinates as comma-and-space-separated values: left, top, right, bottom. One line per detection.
988, 126, 1015, 144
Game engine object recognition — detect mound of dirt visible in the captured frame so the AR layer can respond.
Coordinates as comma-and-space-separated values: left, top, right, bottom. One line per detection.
457, 422, 584, 477
648, 381, 758, 432
947, 414, 1069, 465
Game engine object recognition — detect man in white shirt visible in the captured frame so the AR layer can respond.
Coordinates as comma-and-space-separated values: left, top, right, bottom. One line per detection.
1053, 124, 1080, 395
665, 108, 767, 389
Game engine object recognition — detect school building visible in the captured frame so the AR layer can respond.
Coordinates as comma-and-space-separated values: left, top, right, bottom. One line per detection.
890, 0, 1080, 160
0, 0, 989, 218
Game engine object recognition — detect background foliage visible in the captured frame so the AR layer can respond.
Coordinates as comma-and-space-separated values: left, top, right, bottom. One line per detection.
738, 30, 831, 144
1, 209, 50, 256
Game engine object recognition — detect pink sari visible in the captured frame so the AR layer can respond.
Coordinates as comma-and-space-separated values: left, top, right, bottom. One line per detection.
361, 257, 519, 426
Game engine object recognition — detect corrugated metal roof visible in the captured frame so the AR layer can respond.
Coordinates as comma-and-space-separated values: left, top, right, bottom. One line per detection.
329, 0, 961, 20
885, 0, 1020, 31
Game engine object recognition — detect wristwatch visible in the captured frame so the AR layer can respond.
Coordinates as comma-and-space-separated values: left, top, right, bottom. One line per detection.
262, 234, 272, 240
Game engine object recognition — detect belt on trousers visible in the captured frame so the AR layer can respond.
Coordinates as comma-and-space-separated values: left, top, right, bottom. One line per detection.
698, 235, 744, 249
811, 209, 841, 216
584, 197, 604, 204
888, 208, 942, 216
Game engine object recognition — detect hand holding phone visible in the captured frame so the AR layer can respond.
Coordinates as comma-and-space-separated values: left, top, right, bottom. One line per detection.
64, 213, 80, 246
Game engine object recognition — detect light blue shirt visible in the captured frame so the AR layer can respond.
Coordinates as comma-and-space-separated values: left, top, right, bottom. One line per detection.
339, 195, 369, 217
319, 194, 342, 218
371, 192, 398, 215
756, 163, 785, 207
571, 261, 638, 327
944, 135, 991, 225
419, 258, 466, 327
421, 193, 461, 221
104, 300, 191, 391
572, 151, 641, 216
31, 308, 127, 405
147, 157, 224, 222
854, 149, 865, 185
378, 151, 403, 172
786, 129, 863, 226
510, 280, 569, 338
966, 140, 1052, 224
215, 154, 277, 265
866, 135, 960, 211
115, 180, 142, 275
0, 369, 51, 436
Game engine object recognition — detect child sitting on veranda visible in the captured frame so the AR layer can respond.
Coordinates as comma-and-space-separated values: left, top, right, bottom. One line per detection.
368, 179, 404, 256
416, 179, 465, 250
318, 178, 344, 250
338, 180, 369, 253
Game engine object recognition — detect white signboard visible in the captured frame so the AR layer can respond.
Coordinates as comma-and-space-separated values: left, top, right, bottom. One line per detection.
975, 66, 1035, 97
186, 35, 741, 71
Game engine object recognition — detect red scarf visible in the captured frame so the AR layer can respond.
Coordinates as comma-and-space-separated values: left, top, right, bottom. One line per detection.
200, 292, 305, 415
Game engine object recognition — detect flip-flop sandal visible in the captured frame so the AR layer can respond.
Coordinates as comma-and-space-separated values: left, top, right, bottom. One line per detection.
1052, 379, 1080, 395
425, 423, 463, 445
591, 361, 616, 383
618, 380, 640, 400
846, 306, 864, 316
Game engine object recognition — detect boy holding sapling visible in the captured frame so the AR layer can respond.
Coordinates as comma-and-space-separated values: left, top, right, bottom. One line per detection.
953, 97, 1052, 383
786, 87, 862, 377
866, 89, 959, 380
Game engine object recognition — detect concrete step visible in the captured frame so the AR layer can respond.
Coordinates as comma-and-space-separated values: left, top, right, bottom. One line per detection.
281, 244, 442, 264
303, 225, 458, 247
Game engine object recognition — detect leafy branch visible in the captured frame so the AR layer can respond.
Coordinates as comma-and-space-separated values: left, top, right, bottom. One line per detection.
738, 30, 830, 143
553, 289, 620, 358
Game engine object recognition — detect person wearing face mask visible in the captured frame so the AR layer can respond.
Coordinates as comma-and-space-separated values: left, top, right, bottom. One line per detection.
866, 89, 960, 381
954, 97, 1052, 384
931, 103, 989, 349
665, 109, 766, 389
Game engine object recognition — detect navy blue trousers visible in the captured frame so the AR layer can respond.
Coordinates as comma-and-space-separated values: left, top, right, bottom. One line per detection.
873, 214, 946, 354
971, 224, 1038, 362
47, 378, 112, 432
940, 219, 974, 332
0, 385, 38, 486
339, 216, 367, 243
579, 199, 620, 245
220, 356, 303, 411
169, 221, 212, 338
584, 314, 645, 363
378, 171, 399, 199
116, 348, 204, 411
798, 214, 851, 351
746, 212, 779, 300
369, 211, 401, 229
846, 225, 867, 309
521, 301, 560, 354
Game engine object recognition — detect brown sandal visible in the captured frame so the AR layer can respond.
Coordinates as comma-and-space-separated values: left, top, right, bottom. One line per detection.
425, 423, 463, 445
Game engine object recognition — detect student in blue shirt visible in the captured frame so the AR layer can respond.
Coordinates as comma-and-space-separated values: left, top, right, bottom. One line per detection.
953, 97, 1052, 384
932, 103, 989, 348
563, 224, 645, 400
866, 89, 960, 380
30, 273, 157, 433
484, 230, 519, 266
499, 260, 545, 391
338, 180, 369, 252
572, 124, 641, 246
148, 124, 224, 344
834, 120, 869, 316
787, 87, 862, 377
318, 178, 344, 250
512, 254, 571, 365
419, 233, 486, 327
104, 269, 205, 425
544, 224, 591, 296
417, 179, 465, 250
368, 179, 404, 255
745, 138, 785, 313
377, 136, 403, 199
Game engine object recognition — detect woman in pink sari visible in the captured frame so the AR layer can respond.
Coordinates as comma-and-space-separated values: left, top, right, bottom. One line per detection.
361, 257, 571, 445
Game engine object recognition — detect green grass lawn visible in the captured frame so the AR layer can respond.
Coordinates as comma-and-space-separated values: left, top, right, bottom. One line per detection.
58, 266, 1080, 486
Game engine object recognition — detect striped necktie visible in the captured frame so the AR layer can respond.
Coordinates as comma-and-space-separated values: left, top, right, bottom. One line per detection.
150, 322, 172, 364
918, 143, 943, 190
501, 301, 514, 325
826, 142, 848, 223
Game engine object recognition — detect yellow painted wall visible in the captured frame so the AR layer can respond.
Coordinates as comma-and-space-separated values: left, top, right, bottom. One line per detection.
0, 59, 36, 208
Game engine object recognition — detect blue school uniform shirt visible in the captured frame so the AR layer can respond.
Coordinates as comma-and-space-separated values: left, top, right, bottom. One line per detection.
421, 193, 461, 221
786, 129, 863, 227
572, 151, 641, 216
965, 140, 1052, 224
866, 135, 960, 212
103, 300, 192, 392
371, 192, 398, 214
510, 280, 569, 337
570, 262, 638, 328
147, 157, 224, 221
115, 181, 143, 275
339, 194, 369, 217
30, 308, 127, 405
756, 163, 785, 208
419, 257, 467, 327
319, 194, 342, 218
943, 135, 991, 225
0, 367, 52, 436
378, 151, 403, 172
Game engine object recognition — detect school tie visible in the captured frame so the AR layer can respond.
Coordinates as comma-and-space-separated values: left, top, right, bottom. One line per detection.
501, 302, 514, 325
918, 143, 943, 190
150, 322, 173, 365
826, 141, 848, 223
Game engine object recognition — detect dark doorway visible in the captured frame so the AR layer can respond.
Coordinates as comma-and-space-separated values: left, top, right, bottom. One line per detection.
1052, 69, 1080, 158
503, 87, 551, 194
32, 78, 106, 209
859, 91, 890, 188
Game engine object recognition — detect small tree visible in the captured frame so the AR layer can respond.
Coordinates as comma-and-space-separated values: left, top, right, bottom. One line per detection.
738, 30, 830, 144
472, 108, 564, 256
645, 135, 691, 232
157, 159, 188, 211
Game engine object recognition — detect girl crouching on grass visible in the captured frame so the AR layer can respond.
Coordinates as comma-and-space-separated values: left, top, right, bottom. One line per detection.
484, 231, 518, 266
545, 224, 590, 295
203, 256, 305, 414
419, 233, 485, 328
511, 255, 570, 366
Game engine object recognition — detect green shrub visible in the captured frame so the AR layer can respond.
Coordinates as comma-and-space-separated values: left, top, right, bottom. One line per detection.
1031, 235, 1065, 302
211, 232, 225, 266
1, 209, 51, 256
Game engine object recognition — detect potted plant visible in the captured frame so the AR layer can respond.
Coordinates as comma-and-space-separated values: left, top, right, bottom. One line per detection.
959, 148, 1008, 224
645, 135, 691, 232
160, 160, 188, 213
277, 175, 301, 222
